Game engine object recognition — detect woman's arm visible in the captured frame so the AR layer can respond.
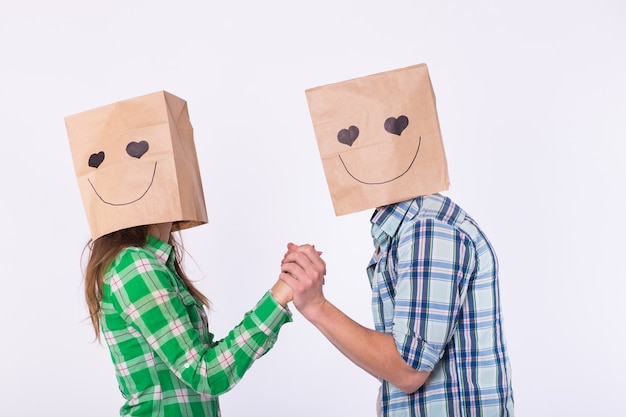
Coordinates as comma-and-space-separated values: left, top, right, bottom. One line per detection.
106, 247, 292, 396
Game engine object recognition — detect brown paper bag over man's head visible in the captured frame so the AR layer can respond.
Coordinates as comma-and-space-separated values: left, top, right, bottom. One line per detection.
305, 63, 450, 216
65, 91, 208, 240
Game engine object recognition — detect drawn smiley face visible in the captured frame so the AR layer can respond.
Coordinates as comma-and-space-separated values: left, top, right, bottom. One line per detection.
86, 140, 157, 206
335, 114, 421, 184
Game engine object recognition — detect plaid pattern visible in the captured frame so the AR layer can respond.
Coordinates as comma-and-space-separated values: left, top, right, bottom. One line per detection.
368, 194, 514, 417
101, 235, 292, 417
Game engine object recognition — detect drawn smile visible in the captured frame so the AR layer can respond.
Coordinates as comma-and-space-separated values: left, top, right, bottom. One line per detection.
88, 162, 158, 206
338, 136, 421, 185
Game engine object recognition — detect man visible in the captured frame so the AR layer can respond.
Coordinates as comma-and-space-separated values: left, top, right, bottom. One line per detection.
280, 64, 514, 416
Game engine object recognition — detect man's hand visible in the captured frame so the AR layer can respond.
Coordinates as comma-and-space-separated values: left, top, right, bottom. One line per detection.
279, 243, 327, 319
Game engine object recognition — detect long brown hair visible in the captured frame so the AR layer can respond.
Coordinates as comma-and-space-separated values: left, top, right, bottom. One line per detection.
83, 225, 209, 340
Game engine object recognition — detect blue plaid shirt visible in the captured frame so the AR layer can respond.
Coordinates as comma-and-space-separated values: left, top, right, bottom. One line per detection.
368, 194, 514, 416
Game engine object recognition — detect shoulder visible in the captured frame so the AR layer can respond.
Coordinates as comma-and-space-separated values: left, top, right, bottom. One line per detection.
108, 245, 159, 272
397, 196, 477, 252
412, 194, 467, 225
104, 245, 169, 289
400, 195, 463, 231
103, 245, 175, 303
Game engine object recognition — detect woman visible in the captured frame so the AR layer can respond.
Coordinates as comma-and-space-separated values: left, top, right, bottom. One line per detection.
84, 221, 292, 416
66, 91, 293, 416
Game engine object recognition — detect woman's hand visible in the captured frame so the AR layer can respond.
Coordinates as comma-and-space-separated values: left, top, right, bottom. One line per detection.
279, 243, 327, 319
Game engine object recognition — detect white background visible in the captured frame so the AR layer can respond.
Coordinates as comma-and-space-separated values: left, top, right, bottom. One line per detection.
1, 1, 625, 416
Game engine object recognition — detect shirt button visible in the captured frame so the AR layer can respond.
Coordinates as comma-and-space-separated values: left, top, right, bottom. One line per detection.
184, 363, 190, 369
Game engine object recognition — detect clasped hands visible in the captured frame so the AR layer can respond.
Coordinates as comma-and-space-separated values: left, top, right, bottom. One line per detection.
271, 243, 326, 318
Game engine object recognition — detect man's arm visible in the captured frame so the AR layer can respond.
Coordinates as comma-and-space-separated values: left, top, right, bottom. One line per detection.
280, 244, 430, 394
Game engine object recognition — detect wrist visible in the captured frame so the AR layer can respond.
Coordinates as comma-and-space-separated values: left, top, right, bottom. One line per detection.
298, 297, 328, 323
269, 290, 289, 307
270, 281, 292, 307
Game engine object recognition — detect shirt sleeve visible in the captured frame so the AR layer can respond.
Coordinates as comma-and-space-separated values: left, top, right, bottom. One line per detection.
392, 218, 475, 371
105, 247, 292, 396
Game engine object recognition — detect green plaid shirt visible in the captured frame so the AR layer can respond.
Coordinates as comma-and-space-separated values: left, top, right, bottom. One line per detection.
100, 235, 292, 416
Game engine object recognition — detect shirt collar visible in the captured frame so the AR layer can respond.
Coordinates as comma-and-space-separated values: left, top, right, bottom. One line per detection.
145, 234, 175, 266
370, 198, 418, 245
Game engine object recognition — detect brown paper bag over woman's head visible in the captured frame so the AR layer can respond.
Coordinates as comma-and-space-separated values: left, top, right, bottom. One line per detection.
65, 91, 208, 240
305, 64, 450, 216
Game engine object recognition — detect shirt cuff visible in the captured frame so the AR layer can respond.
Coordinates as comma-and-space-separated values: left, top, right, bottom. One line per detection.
394, 331, 441, 372
251, 291, 293, 335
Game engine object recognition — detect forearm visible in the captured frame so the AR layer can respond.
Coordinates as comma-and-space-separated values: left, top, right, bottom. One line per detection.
176, 292, 292, 396
303, 299, 430, 394
279, 244, 430, 393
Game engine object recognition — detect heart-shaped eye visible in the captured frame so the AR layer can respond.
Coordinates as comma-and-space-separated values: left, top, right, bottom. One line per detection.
88, 151, 105, 168
126, 140, 149, 158
337, 126, 359, 147
384, 115, 409, 136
